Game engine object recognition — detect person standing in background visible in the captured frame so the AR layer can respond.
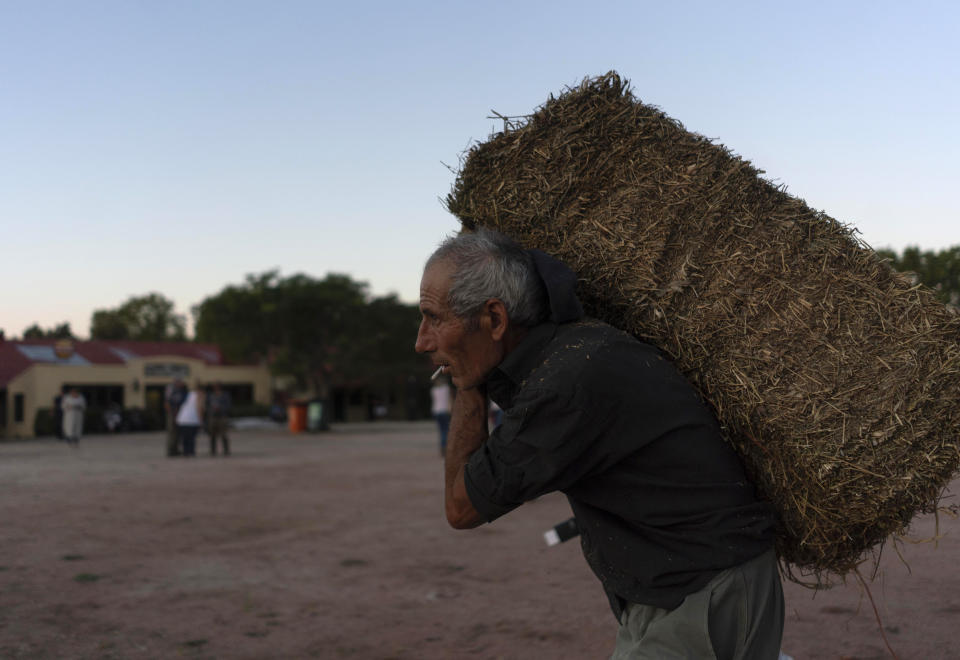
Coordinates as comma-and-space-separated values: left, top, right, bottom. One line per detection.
207, 382, 232, 456
53, 392, 64, 440
164, 378, 188, 456
175, 381, 204, 457
487, 399, 503, 431
61, 388, 86, 447
430, 375, 452, 457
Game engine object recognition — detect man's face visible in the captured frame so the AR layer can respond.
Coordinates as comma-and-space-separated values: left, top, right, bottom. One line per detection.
415, 260, 503, 390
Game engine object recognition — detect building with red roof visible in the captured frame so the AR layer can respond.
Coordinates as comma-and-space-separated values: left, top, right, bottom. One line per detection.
0, 337, 270, 438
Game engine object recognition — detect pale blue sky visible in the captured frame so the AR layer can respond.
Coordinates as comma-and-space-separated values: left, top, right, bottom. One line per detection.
2, 1, 957, 338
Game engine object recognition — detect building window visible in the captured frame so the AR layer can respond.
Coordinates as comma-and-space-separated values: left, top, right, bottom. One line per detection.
63, 385, 124, 409
219, 384, 254, 405
349, 389, 365, 406
14, 393, 24, 423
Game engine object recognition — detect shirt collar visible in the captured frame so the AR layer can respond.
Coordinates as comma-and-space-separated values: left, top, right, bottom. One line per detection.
486, 321, 559, 408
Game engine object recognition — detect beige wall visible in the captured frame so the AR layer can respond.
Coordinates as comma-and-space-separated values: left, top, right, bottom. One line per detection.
2, 355, 271, 439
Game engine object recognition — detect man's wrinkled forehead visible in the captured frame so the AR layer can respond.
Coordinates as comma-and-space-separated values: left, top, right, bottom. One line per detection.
419, 259, 455, 310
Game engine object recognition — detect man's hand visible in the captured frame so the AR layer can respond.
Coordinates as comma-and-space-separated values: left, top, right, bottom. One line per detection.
444, 386, 488, 529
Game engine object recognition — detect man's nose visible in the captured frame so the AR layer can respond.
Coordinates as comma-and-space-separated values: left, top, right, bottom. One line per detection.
414, 320, 433, 354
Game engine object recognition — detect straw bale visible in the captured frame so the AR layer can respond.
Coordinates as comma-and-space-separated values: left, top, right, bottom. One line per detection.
445, 72, 960, 581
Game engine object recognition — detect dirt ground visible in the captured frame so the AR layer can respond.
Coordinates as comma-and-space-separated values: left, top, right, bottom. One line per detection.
1, 423, 957, 660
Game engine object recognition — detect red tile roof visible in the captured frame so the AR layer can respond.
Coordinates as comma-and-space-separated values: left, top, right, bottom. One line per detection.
0, 342, 34, 389
0, 339, 226, 387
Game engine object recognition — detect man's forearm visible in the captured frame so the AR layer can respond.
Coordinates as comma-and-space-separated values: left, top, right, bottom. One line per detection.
444, 387, 488, 529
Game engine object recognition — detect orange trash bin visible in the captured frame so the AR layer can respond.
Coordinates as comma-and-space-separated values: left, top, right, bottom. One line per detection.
287, 403, 307, 433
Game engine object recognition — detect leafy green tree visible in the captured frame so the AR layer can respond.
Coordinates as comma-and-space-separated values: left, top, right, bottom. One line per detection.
90, 293, 187, 341
194, 272, 420, 397
265, 273, 369, 396
192, 271, 279, 364
878, 246, 960, 306
22, 322, 76, 339
347, 293, 425, 383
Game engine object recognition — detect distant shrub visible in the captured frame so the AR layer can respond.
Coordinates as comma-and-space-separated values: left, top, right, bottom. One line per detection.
229, 402, 272, 418
122, 407, 164, 432
33, 408, 56, 436
34, 406, 165, 436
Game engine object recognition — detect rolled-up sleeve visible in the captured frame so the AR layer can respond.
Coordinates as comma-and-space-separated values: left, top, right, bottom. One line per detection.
463, 386, 607, 523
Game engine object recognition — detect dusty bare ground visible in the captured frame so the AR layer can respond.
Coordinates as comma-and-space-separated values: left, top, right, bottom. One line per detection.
0, 423, 957, 660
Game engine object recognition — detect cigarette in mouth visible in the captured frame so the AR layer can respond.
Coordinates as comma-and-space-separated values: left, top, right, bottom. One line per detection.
431, 366, 444, 380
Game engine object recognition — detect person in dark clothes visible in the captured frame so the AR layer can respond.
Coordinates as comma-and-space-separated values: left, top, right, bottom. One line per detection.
415, 228, 783, 659
53, 393, 64, 440
206, 382, 232, 456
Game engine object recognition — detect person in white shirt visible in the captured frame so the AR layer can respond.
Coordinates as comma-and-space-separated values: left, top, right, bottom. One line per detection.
61, 388, 86, 446
175, 381, 205, 457
430, 376, 452, 456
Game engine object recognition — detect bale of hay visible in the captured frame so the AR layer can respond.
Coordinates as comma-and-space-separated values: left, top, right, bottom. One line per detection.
446, 72, 960, 581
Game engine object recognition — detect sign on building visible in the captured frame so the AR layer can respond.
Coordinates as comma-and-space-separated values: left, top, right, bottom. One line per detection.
144, 363, 191, 379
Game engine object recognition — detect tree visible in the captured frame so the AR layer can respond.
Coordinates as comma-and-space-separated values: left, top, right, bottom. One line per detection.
194, 271, 422, 396
192, 271, 279, 364
90, 293, 187, 341
22, 322, 76, 339
878, 246, 960, 306
351, 293, 425, 380
265, 272, 370, 396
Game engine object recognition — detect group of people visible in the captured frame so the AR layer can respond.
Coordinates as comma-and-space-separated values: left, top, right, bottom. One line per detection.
164, 379, 232, 457
46, 380, 230, 456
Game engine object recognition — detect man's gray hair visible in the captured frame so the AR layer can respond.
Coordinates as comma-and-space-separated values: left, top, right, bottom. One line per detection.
426, 228, 548, 328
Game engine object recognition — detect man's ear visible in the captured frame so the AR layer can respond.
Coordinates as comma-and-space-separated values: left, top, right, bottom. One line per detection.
483, 298, 510, 341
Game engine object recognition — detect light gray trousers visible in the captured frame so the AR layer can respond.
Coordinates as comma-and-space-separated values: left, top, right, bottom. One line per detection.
610, 549, 784, 660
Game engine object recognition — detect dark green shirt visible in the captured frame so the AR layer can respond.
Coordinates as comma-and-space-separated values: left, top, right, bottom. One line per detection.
464, 319, 775, 616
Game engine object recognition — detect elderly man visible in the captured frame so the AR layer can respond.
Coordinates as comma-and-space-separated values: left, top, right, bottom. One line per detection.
415, 228, 784, 659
